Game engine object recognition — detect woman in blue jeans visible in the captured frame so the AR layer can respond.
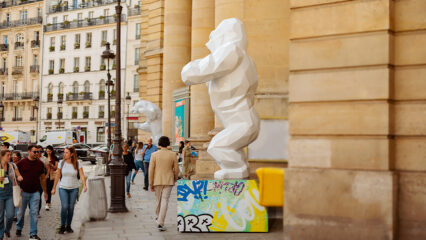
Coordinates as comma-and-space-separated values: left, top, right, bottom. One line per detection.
0, 150, 23, 239
51, 146, 87, 234
123, 144, 136, 198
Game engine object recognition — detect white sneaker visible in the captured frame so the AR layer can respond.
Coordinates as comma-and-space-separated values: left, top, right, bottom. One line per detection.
157, 224, 166, 232
45, 205, 50, 211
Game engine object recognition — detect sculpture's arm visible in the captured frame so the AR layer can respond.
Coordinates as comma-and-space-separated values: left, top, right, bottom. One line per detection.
181, 45, 242, 85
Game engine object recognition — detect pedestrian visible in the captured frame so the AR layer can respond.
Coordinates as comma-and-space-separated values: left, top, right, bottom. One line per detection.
51, 146, 87, 234
0, 150, 23, 239
142, 138, 157, 191
123, 144, 136, 198
182, 140, 194, 179
44, 146, 58, 211
35, 145, 46, 217
1, 143, 12, 151
131, 142, 144, 185
130, 141, 137, 157
11, 151, 22, 221
178, 141, 184, 163
149, 136, 179, 232
16, 145, 48, 240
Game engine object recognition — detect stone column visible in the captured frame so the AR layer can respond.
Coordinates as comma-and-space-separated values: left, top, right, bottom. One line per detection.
162, 0, 192, 138
286, 0, 397, 239
189, 0, 215, 147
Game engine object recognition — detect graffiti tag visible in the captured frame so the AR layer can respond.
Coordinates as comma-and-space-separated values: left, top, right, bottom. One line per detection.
177, 180, 208, 202
210, 181, 245, 196
177, 214, 213, 232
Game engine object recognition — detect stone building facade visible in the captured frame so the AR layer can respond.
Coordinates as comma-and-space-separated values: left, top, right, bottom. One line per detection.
137, 0, 426, 239
0, 0, 43, 141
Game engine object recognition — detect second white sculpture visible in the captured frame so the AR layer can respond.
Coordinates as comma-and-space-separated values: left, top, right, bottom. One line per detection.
130, 100, 162, 146
181, 18, 260, 180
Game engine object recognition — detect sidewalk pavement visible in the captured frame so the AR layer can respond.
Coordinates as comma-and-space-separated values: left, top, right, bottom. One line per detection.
78, 173, 283, 240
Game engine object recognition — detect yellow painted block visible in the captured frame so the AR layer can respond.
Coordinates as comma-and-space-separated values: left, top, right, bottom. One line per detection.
256, 168, 284, 207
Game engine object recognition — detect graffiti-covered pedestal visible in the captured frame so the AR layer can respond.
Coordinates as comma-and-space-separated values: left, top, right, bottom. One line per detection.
177, 180, 268, 232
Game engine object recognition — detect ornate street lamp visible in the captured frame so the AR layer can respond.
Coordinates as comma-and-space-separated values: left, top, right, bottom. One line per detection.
107, 0, 128, 212
33, 96, 39, 141
57, 98, 63, 129
102, 42, 115, 177
125, 93, 131, 139
0, 101, 4, 131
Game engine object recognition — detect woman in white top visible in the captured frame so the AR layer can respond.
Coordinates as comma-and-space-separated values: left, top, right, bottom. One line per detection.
51, 146, 87, 235
131, 142, 145, 184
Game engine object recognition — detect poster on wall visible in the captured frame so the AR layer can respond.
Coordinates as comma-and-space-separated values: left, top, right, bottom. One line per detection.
174, 99, 185, 144
177, 180, 268, 232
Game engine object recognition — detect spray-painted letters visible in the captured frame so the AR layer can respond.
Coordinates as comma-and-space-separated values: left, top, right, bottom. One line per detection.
177, 180, 268, 232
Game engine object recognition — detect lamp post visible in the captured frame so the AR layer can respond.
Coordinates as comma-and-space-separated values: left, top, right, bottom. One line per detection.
0, 101, 4, 131
108, 0, 127, 212
33, 96, 39, 141
125, 93, 131, 139
102, 42, 115, 177
57, 98, 63, 129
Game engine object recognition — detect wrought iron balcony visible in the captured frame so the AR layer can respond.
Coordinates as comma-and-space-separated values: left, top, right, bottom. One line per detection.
66, 92, 93, 101
48, 0, 115, 14
0, 44, 8, 51
31, 40, 40, 48
12, 66, 23, 75
0, 68, 7, 75
14, 42, 24, 50
12, 117, 22, 121
0, 17, 42, 29
44, 15, 127, 32
0, 0, 43, 9
128, 7, 141, 17
30, 65, 39, 73
0, 92, 39, 101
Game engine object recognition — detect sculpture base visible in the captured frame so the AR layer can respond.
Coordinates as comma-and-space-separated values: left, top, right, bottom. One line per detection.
177, 179, 268, 232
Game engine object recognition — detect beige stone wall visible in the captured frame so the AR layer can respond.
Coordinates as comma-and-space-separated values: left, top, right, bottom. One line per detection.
138, 0, 164, 141
287, 0, 426, 239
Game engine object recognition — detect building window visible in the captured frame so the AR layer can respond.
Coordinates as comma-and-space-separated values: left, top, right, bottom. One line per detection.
104, 9, 109, 17
83, 106, 89, 119
47, 107, 52, 120
49, 60, 54, 74
63, 15, 68, 22
88, 11, 94, 20
50, 37, 55, 51
99, 105, 104, 118
60, 35, 66, 50
72, 107, 77, 119
59, 59, 65, 73
53, 17, 57, 25
135, 23, 141, 39
15, 56, 23, 67
97, 127, 105, 142
78, 13, 83, 21
113, 29, 116, 45
73, 81, 79, 94
6, 14, 10, 24
101, 31, 107, 46
16, 33, 24, 43
34, 31, 40, 41
84, 81, 90, 92
37, 8, 42, 18
20, 10, 28, 24
75, 34, 80, 44
133, 74, 139, 92
74, 57, 79, 72
85, 57, 91, 71
14, 106, 22, 120
33, 55, 38, 65
134, 48, 140, 65
86, 32, 92, 48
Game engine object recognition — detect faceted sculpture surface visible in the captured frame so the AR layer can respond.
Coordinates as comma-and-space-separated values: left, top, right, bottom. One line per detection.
181, 18, 260, 179
131, 100, 162, 145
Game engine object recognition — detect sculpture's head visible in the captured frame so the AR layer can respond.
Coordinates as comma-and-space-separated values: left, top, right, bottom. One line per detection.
206, 18, 248, 53
130, 100, 162, 121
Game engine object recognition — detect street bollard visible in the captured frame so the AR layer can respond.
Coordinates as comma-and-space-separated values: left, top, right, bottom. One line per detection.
95, 156, 105, 176
87, 177, 108, 221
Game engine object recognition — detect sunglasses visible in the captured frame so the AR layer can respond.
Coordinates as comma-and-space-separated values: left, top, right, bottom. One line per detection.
32, 151, 43, 154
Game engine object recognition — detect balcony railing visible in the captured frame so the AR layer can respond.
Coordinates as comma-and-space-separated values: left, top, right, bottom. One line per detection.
0, 92, 39, 101
12, 66, 23, 75
0, 0, 43, 9
44, 15, 127, 32
66, 93, 92, 101
128, 7, 141, 17
0, 44, 8, 51
31, 40, 40, 48
14, 42, 24, 50
12, 117, 22, 121
48, 0, 115, 14
30, 65, 39, 73
0, 17, 42, 29
0, 68, 7, 75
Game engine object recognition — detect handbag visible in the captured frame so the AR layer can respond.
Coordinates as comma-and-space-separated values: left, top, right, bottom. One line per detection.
11, 164, 22, 207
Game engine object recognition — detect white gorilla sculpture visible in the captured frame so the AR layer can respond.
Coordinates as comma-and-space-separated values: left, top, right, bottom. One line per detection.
130, 100, 162, 145
181, 18, 260, 180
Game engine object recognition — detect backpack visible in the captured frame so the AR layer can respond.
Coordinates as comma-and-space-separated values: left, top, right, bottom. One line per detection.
60, 160, 80, 180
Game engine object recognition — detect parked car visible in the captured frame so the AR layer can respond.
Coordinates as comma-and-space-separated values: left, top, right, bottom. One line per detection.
89, 145, 108, 164
54, 144, 97, 164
